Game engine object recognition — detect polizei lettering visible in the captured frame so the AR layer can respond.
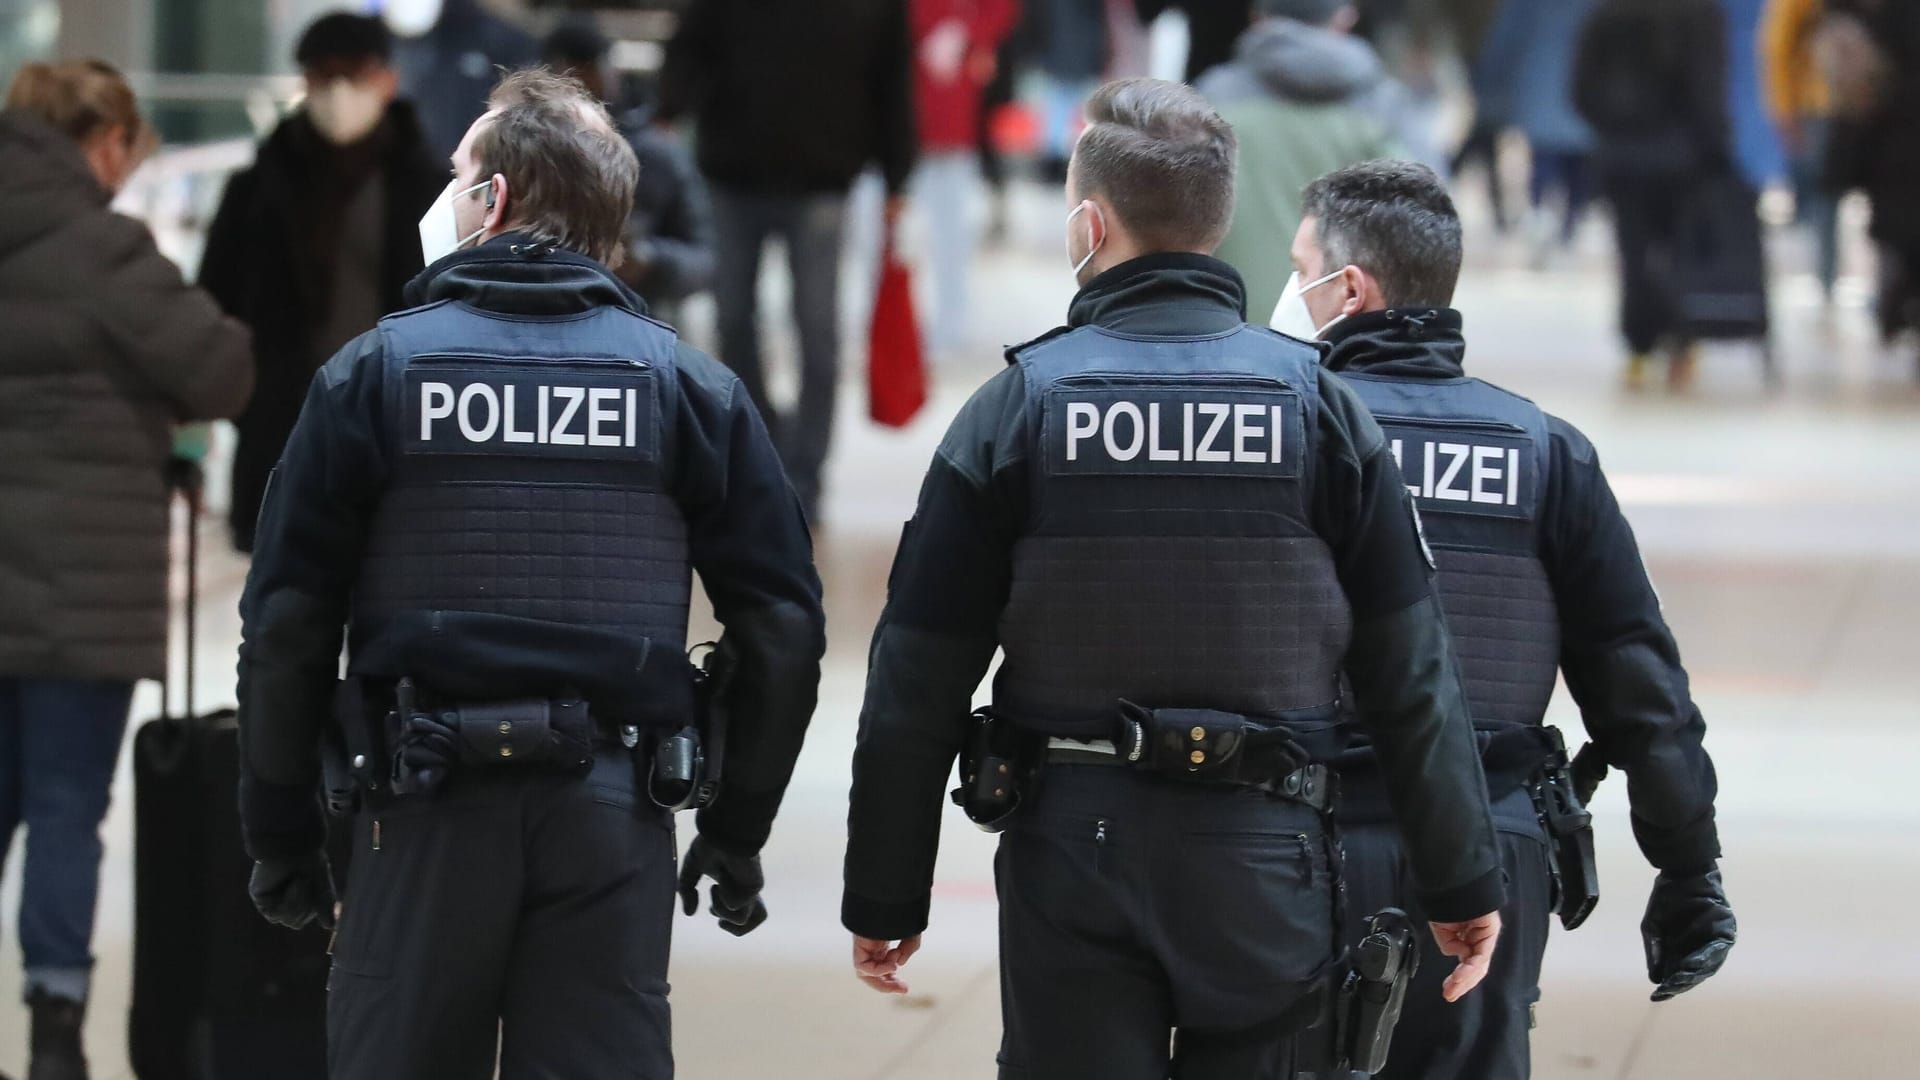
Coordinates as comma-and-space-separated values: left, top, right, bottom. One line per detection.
1381, 425, 1535, 519
403, 367, 657, 461
1046, 386, 1301, 478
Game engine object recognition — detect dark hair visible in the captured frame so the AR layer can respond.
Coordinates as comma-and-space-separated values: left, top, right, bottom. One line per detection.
472, 68, 638, 266
1072, 78, 1238, 252
543, 17, 611, 70
1300, 160, 1462, 307
295, 12, 393, 68
5, 59, 149, 151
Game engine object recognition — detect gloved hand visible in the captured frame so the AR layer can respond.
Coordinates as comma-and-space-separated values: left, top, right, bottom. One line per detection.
394, 710, 461, 794
1642, 865, 1736, 1001
677, 835, 767, 937
249, 850, 338, 931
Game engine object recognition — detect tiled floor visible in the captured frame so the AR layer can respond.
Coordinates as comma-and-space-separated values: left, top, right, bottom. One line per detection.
3, 181, 1917, 1078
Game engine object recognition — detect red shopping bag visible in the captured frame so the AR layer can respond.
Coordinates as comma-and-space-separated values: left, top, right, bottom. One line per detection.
868, 230, 928, 428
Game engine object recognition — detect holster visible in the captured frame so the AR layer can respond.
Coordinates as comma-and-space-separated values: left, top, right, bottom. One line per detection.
1341, 908, 1420, 1074
1530, 726, 1600, 930
950, 709, 1044, 832
644, 641, 736, 812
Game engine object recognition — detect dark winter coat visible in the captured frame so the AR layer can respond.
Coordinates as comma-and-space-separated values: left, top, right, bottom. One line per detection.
1572, 0, 1731, 178
659, 0, 918, 196
0, 111, 253, 682
1824, 0, 1920, 246
200, 101, 445, 550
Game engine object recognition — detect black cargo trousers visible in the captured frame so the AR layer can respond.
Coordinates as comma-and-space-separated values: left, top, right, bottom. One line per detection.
995, 764, 1338, 1080
1324, 786, 1552, 1080
326, 747, 677, 1080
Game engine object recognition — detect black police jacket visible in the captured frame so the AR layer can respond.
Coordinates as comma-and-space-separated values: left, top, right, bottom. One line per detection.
1324, 308, 1721, 874
842, 255, 1507, 940
236, 234, 826, 862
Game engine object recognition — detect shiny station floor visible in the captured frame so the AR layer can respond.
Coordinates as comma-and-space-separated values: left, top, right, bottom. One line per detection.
3, 183, 1918, 1078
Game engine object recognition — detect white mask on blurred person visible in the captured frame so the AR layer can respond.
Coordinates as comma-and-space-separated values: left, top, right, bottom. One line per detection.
418, 179, 490, 264
307, 79, 386, 146
383, 0, 444, 38
1269, 269, 1347, 340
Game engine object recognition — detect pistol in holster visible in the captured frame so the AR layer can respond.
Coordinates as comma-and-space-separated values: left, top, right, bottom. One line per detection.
1531, 725, 1600, 930
645, 641, 735, 813
1335, 907, 1420, 1075
951, 709, 1044, 832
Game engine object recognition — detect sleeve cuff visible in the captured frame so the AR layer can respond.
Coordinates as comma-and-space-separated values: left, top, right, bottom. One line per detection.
841, 890, 931, 941
239, 774, 326, 861
695, 786, 784, 858
1633, 812, 1722, 874
1418, 865, 1508, 924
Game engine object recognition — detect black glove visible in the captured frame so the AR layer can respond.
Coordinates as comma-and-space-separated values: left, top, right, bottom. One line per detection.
1642, 865, 1736, 1002
249, 851, 338, 931
677, 835, 767, 937
394, 710, 461, 795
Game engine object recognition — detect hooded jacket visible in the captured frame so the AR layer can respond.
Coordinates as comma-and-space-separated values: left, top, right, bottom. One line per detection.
0, 111, 253, 682
1197, 19, 1411, 320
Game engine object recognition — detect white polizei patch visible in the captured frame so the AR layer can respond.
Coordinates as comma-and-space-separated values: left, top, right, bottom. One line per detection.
417, 380, 642, 448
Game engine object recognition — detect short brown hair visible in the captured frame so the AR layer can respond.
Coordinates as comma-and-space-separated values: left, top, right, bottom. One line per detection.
5, 59, 153, 155
1072, 79, 1238, 252
472, 68, 637, 266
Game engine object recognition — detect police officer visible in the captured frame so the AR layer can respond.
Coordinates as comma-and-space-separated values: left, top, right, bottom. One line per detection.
1274, 160, 1736, 1079
842, 79, 1505, 1079
235, 69, 825, 1079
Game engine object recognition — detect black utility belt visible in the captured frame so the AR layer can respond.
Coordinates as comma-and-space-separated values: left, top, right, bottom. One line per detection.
953, 702, 1334, 831
1045, 738, 1334, 813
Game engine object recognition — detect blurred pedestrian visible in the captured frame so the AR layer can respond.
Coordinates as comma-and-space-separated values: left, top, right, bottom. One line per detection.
1822, 0, 1920, 350
1033, 0, 1110, 181
911, 0, 1021, 356
1133, 0, 1253, 82
385, 0, 540, 161
543, 17, 715, 320
1574, 0, 1732, 388
0, 59, 253, 1080
201, 12, 444, 552
1501, 0, 1598, 264
1763, 0, 1841, 303
660, 0, 917, 523
1450, 0, 1518, 232
1197, 0, 1415, 318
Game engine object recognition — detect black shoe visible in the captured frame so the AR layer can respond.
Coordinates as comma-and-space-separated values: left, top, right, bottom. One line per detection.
27, 990, 87, 1080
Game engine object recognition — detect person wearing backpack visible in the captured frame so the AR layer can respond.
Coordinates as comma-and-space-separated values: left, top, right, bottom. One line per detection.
1573, 0, 1733, 390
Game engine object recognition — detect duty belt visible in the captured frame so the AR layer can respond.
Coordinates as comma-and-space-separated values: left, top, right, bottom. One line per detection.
1045, 737, 1335, 812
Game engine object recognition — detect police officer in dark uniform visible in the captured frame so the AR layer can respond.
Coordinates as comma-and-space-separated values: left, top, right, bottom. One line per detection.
841, 79, 1505, 1079
1274, 160, 1735, 1079
235, 69, 825, 1079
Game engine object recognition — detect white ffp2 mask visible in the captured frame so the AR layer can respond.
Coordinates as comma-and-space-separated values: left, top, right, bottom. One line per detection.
1269, 269, 1348, 340
418, 179, 490, 265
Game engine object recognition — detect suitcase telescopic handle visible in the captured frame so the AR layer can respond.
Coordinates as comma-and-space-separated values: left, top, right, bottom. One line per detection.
164, 457, 205, 726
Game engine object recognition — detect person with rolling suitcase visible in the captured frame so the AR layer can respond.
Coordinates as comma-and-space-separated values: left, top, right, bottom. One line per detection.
0, 61, 252, 1080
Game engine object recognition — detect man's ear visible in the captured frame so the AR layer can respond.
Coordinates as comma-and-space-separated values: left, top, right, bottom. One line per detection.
484, 173, 505, 229
1340, 264, 1372, 316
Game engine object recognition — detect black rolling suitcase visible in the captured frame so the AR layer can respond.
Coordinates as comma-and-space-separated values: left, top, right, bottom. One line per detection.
1673, 169, 1779, 384
129, 463, 333, 1080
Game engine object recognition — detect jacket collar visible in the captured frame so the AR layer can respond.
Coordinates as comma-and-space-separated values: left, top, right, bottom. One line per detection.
1066, 252, 1249, 336
403, 232, 647, 315
1320, 307, 1467, 379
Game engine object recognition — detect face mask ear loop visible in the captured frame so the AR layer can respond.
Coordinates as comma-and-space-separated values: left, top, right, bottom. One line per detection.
1071, 202, 1104, 279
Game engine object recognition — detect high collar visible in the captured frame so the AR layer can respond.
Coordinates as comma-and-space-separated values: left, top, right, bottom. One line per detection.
403, 232, 648, 316
1066, 253, 1248, 335
1320, 307, 1467, 379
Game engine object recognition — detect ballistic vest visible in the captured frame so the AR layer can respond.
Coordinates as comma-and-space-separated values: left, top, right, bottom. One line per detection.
347, 298, 692, 703
1341, 372, 1560, 728
994, 324, 1352, 736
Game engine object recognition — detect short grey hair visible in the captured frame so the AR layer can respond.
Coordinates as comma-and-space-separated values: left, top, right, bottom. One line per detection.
1073, 78, 1238, 253
1300, 160, 1463, 308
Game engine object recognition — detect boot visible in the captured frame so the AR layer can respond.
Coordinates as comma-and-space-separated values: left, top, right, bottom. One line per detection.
26, 989, 87, 1080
